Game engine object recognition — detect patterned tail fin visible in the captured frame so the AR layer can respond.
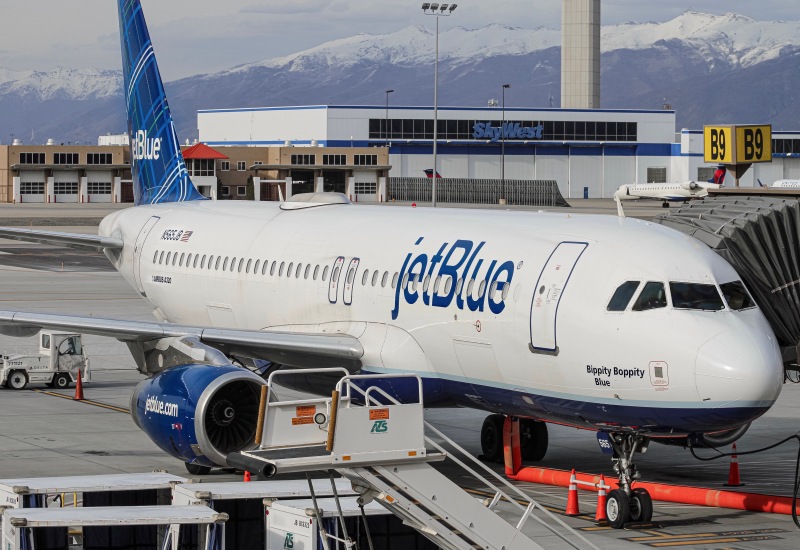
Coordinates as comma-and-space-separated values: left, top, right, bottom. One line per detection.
117, 0, 205, 205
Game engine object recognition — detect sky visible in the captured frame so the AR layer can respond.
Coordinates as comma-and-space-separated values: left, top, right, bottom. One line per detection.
0, 1, 798, 79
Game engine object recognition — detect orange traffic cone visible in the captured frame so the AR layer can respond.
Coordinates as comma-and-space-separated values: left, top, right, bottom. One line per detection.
73, 371, 84, 401
565, 469, 580, 516
243, 470, 251, 482
595, 475, 608, 523
724, 443, 743, 487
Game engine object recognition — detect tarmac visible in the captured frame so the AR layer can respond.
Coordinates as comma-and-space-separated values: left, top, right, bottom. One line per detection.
0, 199, 798, 548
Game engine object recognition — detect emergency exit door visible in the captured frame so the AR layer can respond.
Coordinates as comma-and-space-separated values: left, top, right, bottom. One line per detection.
529, 242, 588, 354
133, 216, 160, 295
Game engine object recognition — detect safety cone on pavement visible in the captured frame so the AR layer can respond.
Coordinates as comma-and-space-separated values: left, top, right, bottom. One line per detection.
595, 475, 608, 523
724, 443, 743, 487
73, 371, 84, 401
565, 469, 580, 516
243, 470, 251, 482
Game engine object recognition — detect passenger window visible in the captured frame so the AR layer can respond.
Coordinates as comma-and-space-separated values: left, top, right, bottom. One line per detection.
172, 253, 177, 266
607, 281, 640, 311
381, 271, 388, 288
296, 264, 302, 278
186, 253, 192, 267
332, 266, 340, 282
238, 258, 244, 273
166, 251, 172, 265
670, 282, 724, 311
246, 259, 252, 273
153, 250, 158, 264
347, 268, 355, 284
423, 274, 430, 293
433, 276, 441, 294
489, 281, 498, 296
279, 262, 285, 276
444, 277, 453, 294
371, 270, 379, 286
208, 255, 214, 269
193, 255, 199, 268
322, 266, 329, 281
229, 257, 235, 272
632, 282, 667, 311
501, 282, 510, 301
42, 334, 50, 349
261, 261, 267, 275
720, 281, 755, 310
467, 279, 475, 297
391, 273, 399, 288
314, 265, 320, 280
401, 273, 409, 289
362, 270, 369, 286
159, 251, 164, 264
222, 257, 228, 271
287, 262, 293, 276
456, 278, 464, 295
305, 264, 311, 279
270, 261, 276, 276
215, 256, 221, 270
201, 255, 206, 269
177, 253, 183, 267
478, 280, 487, 297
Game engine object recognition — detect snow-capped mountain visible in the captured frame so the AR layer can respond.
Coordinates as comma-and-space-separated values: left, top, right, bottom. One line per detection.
1, 11, 798, 144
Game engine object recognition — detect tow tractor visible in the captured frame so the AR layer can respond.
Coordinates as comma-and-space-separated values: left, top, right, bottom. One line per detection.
0, 331, 90, 390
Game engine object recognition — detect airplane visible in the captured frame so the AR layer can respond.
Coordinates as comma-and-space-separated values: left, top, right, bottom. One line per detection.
614, 166, 727, 208
760, 179, 800, 188
423, 169, 443, 179
0, 0, 783, 528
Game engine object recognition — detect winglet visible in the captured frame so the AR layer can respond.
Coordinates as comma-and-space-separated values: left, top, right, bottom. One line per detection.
614, 196, 626, 218
278, 185, 285, 203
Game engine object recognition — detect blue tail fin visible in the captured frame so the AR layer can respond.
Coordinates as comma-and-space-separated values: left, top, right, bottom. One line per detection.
117, 0, 204, 205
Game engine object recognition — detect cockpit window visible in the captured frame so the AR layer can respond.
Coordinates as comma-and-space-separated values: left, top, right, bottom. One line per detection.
720, 280, 756, 310
607, 281, 640, 311
669, 282, 724, 311
632, 282, 667, 311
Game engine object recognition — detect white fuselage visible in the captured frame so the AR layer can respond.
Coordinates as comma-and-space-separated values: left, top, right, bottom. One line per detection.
772, 180, 800, 188
615, 182, 717, 202
98, 200, 783, 436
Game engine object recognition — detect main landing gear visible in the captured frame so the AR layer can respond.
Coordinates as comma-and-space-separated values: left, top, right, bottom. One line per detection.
480, 414, 549, 463
605, 433, 653, 528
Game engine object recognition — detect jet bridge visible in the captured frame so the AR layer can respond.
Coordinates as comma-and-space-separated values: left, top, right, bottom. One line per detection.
654, 195, 800, 367
227, 369, 598, 550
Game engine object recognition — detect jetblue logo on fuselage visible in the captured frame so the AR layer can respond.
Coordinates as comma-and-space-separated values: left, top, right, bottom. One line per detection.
391, 237, 515, 320
473, 122, 544, 142
132, 130, 162, 161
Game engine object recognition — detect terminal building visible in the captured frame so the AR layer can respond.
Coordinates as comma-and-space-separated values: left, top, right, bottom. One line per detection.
198, 105, 800, 199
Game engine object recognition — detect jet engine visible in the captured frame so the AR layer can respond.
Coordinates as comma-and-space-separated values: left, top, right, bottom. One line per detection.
681, 181, 699, 191
130, 364, 265, 468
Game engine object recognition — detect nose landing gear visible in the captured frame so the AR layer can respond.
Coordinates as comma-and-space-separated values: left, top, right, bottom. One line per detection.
605, 432, 653, 527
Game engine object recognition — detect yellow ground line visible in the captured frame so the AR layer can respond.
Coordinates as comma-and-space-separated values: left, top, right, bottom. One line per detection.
34, 389, 129, 413
627, 533, 716, 542
649, 538, 744, 547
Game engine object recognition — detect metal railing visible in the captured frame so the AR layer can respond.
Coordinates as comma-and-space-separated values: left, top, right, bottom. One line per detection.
387, 178, 568, 206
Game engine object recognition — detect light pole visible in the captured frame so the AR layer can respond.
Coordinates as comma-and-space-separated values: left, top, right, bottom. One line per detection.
385, 89, 394, 149
422, 3, 457, 207
500, 83, 510, 204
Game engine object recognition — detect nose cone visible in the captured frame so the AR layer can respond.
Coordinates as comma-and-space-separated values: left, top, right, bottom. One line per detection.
695, 318, 783, 408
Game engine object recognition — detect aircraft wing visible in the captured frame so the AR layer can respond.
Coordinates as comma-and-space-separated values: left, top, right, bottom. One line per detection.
0, 227, 123, 251
0, 310, 364, 371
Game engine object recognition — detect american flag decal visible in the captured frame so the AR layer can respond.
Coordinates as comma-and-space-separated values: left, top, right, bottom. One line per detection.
180, 231, 193, 242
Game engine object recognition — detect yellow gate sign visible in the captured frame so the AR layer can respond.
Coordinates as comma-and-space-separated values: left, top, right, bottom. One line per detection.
704, 125, 772, 164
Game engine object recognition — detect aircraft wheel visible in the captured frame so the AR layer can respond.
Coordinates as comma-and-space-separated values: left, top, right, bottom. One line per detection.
630, 488, 653, 523
185, 462, 212, 476
520, 419, 548, 461
661, 202, 670, 208
606, 489, 630, 529
8, 370, 28, 390
480, 414, 506, 463
53, 374, 71, 389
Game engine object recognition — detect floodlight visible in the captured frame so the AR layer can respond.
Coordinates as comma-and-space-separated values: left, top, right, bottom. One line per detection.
421, 3, 430, 10
430, 3, 439, 10
440, 4, 449, 11
449, 4, 457, 11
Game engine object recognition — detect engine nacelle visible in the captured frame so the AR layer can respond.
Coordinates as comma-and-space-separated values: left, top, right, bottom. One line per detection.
681, 181, 699, 191
130, 364, 265, 468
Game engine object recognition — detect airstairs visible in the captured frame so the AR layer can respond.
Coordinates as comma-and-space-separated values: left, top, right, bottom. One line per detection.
229, 369, 598, 550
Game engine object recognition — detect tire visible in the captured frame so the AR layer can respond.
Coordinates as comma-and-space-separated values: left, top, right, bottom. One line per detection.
53, 373, 71, 389
661, 202, 670, 208
185, 462, 212, 476
630, 488, 653, 523
520, 419, 548, 462
606, 489, 631, 529
8, 370, 28, 390
480, 414, 506, 463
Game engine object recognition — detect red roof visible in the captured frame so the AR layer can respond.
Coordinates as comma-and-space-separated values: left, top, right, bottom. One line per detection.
182, 143, 229, 160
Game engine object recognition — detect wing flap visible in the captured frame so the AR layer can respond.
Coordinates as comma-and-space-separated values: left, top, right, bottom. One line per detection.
0, 227, 124, 251
0, 311, 364, 370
